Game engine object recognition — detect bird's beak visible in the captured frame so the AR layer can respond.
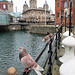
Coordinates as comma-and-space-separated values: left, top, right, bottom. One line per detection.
17, 47, 23, 52
17, 49, 19, 52
17, 48, 21, 52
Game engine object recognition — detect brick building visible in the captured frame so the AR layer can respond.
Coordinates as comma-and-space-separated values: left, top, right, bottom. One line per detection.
0, 0, 13, 12
55, 0, 75, 26
0, 0, 13, 24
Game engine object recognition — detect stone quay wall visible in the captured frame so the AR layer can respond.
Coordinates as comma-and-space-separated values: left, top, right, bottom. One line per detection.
0, 23, 55, 34
29, 25, 55, 34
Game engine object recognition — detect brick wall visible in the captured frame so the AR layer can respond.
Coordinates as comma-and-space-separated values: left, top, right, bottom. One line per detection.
0, 1, 13, 12
55, 0, 75, 26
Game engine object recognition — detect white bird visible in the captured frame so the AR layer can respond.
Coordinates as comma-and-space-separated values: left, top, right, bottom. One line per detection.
17, 47, 44, 75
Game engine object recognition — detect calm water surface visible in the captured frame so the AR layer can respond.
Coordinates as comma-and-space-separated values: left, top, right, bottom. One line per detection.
0, 30, 48, 75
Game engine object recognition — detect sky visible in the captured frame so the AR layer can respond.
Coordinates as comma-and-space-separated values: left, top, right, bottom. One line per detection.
8, 0, 55, 13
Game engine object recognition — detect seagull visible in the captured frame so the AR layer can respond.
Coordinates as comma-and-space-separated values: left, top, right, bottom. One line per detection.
42, 33, 53, 42
17, 47, 44, 75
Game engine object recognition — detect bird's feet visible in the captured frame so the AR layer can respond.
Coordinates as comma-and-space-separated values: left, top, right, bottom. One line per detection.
48, 41, 50, 44
23, 68, 30, 74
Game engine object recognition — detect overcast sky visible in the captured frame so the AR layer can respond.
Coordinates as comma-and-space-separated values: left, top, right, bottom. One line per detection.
8, 0, 55, 13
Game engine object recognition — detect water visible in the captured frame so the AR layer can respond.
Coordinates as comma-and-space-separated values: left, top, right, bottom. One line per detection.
0, 30, 49, 75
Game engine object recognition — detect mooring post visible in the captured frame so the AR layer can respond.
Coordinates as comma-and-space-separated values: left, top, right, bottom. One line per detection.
6, 67, 18, 75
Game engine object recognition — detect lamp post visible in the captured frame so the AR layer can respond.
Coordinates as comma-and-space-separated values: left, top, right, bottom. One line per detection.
69, 1, 72, 36
45, 0, 46, 25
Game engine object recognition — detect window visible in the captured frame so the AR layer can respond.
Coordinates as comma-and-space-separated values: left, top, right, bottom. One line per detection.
32, 12, 33, 16
3, 4, 6, 9
64, 0, 67, 8
57, 13, 59, 18
69, 0, 72, 1
58, 3, 59, 8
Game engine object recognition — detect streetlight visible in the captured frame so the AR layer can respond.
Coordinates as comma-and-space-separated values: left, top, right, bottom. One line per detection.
45, 0, 46, 25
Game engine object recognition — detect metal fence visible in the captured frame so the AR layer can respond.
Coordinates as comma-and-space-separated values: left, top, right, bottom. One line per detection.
20, 24, 62, 75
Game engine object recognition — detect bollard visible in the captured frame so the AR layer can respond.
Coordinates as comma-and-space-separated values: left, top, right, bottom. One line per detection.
59, 59, 75, 75
62, 31, 73, 48
59, 36, 75, 63
6, 67, 18, 75
63, 31, 73, 38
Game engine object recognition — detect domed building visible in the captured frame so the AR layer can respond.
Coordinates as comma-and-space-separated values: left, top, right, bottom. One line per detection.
23, 1, 28, 12
43, 1, 49, 10
22, 0, 51, 23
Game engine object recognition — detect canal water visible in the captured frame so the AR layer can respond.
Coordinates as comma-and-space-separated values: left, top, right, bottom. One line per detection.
0, 30, 49, 75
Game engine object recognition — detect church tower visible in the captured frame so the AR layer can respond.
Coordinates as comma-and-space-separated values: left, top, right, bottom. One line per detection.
43, 1, 49, 10
30, 0, 37, 9
23, 1, 28, 12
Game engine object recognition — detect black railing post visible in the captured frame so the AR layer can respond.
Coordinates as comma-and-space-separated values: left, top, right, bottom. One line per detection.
45, 39, 53, 75
60, 25, 62, 42
58, 30, 60, 49
48, 39, 53, 75
69, 1, 72, 36
55, 33, 57, 59
58, 25, 62, 49
59, 24, 62, 34
65, 12, 67, 32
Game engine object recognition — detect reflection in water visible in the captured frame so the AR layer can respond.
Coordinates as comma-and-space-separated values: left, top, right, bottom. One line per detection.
0, 30, 48, 75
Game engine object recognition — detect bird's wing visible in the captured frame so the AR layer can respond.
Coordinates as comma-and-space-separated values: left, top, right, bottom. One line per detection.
21, 55, 34, 68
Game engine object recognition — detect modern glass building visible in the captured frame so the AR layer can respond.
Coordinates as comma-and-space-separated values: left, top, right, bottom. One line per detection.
0, 9, 10, 25
0, 0, 13, 25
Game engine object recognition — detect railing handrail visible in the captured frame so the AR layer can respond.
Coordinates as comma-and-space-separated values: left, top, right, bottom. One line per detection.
21, 24, 62, 75
45, 24, 62, 75
20, 40, 50, 75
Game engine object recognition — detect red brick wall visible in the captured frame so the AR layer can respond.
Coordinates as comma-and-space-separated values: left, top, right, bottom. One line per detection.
55, 0, 62, 25
0, 1, 8, 10
55, 0, 75, 26
72, 0, 75, 25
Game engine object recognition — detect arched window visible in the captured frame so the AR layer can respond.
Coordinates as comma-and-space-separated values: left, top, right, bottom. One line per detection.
58, 3, 59, 8
57, 13, 59, 18
32, 12, 33, 16
64, 0, 67, 8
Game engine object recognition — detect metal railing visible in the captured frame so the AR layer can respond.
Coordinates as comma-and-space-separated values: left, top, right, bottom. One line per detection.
21, 24, 62, 75
44, 25, 62, 75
